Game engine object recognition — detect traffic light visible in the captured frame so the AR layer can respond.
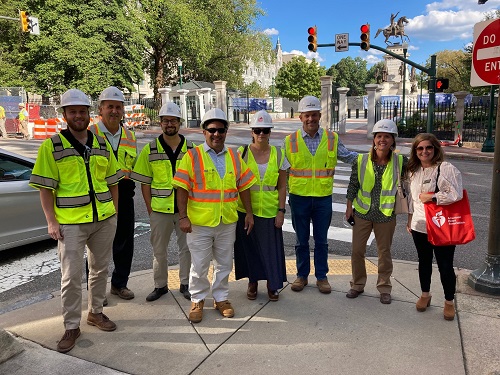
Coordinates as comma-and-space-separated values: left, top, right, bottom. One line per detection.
307, 26, 317, 52
360, 24, 370, 51
435, 78, 449, 92
19, 10, 31, 33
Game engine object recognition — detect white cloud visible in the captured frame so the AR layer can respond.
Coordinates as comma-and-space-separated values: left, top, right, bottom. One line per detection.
263, 28, 279, 36
283, 50, 324, 63
426, 0, 500, 12
364, 55, 382, 65
408, 45, 419, 51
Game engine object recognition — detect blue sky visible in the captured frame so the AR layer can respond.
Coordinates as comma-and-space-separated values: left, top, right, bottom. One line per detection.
255, 0, 500, 67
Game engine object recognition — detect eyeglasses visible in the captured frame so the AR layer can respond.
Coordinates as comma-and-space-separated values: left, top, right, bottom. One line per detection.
205, 127, 227, 134
160, 119, 179, 125
416, 145, 434, 152
253, 128, 271, 135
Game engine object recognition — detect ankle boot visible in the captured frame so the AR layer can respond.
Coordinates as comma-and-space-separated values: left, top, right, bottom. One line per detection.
444, 302, 455, 321
416, 295, 432, 312
247, 282, 258, 300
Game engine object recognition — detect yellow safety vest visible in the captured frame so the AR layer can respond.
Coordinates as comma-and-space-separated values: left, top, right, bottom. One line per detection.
285, 129, 338, 196
29, 133, 122, 224
131, 138, 194, 213
173, 145, 255, 227
353, 153, 403, 216
89, 124, 137, 178
19, 109, 28, 121
237, 145, 284, 218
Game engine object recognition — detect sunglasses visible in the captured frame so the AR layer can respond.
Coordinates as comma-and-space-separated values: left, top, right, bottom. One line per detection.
205, 127, 227, 134
416, 145, 434, 151
253, 128, 271, 135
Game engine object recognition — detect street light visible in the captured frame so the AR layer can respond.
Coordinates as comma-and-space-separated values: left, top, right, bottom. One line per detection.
177, 59, 183, 89
400, 42, 408, 126
271, 77, 275, 113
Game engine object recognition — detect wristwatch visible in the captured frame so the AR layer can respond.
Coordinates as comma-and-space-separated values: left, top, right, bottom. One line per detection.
432, 195, 437, 203
278, 208, 286, 213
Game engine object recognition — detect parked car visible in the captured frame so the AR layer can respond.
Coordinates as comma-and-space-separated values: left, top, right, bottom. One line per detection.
0, 148, 49, 251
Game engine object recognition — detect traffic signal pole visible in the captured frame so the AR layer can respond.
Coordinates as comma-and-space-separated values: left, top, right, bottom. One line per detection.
316, 41, 437, 132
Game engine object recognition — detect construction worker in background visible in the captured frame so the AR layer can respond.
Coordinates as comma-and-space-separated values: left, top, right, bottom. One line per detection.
88, 86, 137, 301
131, 102, 193, 302
0, 104, 6, 138
17, 103, 30, 139
284, 95, 358, 295
173, 108, 256, 323
29, 88, 123, 354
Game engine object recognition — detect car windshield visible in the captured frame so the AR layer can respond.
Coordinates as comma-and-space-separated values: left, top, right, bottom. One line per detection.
0, 156, 32, 181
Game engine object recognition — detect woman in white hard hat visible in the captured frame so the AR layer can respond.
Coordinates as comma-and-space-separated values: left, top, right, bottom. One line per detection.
345, 119, 408, 305
234, 110, 289, 301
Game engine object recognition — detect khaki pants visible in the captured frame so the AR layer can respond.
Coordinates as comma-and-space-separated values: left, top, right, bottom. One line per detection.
150, 211, 190, 288
19, 120, 29, 139
58, 216, 117, 330
0, 118, 6, 138
350, 216, 396, 294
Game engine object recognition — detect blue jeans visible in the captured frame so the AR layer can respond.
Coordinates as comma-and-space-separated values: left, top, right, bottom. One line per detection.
289, 193, 332, 280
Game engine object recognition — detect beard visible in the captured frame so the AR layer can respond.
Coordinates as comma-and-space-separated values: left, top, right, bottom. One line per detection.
163, 127, 179, 136
66, 118, 90, 132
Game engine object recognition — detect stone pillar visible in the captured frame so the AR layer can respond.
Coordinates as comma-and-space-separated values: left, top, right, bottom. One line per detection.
177, 89, 189, 126
198, 89, 208, 120
337, 87, 350, 134
158, 87, 171, 106
453, 91, 468, 141
320, 76, 332, 130
365, 84, 379, 138
214, 81, 227, 118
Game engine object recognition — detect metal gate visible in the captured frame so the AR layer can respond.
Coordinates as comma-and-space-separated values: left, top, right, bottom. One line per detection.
227, 90, 250, 124
329, 86, 340, 131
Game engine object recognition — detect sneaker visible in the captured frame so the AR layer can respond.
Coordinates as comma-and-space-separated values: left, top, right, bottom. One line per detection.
179, 284, 191, 300
316, 279, 332, 294
146, 286, 168, 302
86, 312, 117, 331
291, 277, 308, 292
189, 300, 204, 323
110, 285, 135, 300
214, 300, 234, 318
57, 328, 80, 353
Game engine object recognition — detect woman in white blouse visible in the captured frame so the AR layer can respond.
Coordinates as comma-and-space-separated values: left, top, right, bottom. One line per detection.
406, 133, 463, 321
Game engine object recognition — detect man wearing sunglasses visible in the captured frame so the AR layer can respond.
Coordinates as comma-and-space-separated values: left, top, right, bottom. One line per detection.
285, 95, 358, 295
131, 102, 194, 302
173, 108, 255, 323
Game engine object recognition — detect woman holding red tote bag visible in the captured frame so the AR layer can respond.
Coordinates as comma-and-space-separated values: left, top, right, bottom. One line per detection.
406, 133, 463, 321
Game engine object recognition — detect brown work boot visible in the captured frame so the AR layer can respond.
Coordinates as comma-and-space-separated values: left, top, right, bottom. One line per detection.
247, 282, 258, 300
316, 279, 331, 294
57, 328, 80, 353
291, 277, 308, 292
214, 300, 235, 318
87, 312, 117, 331
110, 285, 135, 300
189, 301, 204, 323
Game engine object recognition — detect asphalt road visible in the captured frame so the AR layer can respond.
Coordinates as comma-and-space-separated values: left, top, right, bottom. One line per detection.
0, 131, 494, 315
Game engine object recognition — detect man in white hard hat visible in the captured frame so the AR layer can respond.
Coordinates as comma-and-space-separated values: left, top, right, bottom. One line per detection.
131, 102, 194, 301
173, 108, 255, 323
88, 86, 137, 301
17, 102, 30, 139
284, 95, 358, 295
29, 88, 123, 353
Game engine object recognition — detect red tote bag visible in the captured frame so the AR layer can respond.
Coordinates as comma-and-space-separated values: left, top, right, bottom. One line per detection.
424, 190, 476, 246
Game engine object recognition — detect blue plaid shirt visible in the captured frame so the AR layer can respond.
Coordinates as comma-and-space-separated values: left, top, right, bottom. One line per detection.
294, 128, 357, 164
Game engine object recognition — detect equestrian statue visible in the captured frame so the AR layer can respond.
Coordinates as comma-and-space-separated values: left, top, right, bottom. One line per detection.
375, 12, 410, 45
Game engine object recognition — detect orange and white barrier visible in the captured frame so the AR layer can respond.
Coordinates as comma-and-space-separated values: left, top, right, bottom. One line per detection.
32, 118, 63, 139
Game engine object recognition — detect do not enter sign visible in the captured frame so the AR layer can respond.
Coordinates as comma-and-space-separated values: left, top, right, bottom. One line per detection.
471, 18, 500, 87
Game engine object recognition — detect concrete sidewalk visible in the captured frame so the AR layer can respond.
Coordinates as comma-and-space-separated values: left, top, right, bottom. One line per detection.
1, 256, 499, 375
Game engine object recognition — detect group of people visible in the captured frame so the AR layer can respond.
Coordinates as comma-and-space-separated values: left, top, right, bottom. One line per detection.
29, 89, 463, 355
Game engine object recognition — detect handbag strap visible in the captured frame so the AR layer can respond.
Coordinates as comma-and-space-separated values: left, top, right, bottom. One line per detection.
434, 164, 441, 193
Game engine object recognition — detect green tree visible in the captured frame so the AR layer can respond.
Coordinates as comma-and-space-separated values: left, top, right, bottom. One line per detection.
333, 57, 368, 96
275, 56, 326, 101
242, 81, 267, 97
367, 62, 386, 84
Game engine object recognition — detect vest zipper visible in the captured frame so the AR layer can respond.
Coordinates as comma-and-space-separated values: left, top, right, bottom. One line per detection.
84, 146, 98, 222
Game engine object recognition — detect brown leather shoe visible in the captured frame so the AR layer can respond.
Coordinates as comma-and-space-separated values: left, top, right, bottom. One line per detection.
416, 295, 432, 312
444, 302, 455, 321
291, 277, 308, 292
214, 300, 235, 318
57, 328, 80, 353
346, 289, 364, 298
316, 279, 331, 294
87, 312, 117, 331
189, 301, 204, 323
111, 285, 135, 300
247, 282, 258, 300
380, 293, 392, 304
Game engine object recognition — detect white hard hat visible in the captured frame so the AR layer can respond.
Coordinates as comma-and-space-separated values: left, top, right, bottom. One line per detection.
99, 86, 125, 102
59, 89, 91, 109
372, 119, 398, 136
201, 108, 228, 128
158, 102, 182, 119
298, 95, 321, 112
18, 103, 25, 108
250, 110, 273, 128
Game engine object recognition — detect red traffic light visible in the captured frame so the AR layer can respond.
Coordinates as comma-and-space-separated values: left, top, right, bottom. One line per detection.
307, 26, 317, 52
360, 24, 370, 51
308, 27, 316, 35
435, 78, 449, 92
360, 24, 369, 33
